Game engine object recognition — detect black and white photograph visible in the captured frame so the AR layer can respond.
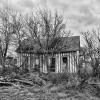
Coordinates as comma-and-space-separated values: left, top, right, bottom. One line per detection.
0, 0, 100, 100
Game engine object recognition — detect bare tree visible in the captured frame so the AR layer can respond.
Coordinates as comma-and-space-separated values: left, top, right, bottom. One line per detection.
81, 30, 97, 61
92, 28, 100, 58
25, 9, 71, 73
80, 29, 100, 77
0, 8, 14, 69
0, 8, 25, 71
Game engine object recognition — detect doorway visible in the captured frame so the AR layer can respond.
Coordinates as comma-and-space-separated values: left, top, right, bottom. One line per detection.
62, 57, 68, 72
50, 58, 55, 72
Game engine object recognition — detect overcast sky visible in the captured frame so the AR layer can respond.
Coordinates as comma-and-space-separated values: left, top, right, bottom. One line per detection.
1, 0, 100, 56
0, 0, 100, 34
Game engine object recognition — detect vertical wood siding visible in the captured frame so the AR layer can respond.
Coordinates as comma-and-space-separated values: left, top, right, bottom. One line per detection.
55, 54, 58, 73
69, 52, 76, 73
57, 52, 78, 73
28, 54, 30, 70
68, 53, 70, 73
77, 51, 79, 65
39, 55, 42, 72
55, 54, 61, 73
53, 52, 78, 73
59, 53, 62, 73
42, 55, 47, 73
20, 51, 79, 74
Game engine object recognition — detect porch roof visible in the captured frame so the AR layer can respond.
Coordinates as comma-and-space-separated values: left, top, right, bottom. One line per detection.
16, 36, 80, 54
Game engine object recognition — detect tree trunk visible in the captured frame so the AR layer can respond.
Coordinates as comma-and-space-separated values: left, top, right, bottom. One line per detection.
2, 58, 6, 71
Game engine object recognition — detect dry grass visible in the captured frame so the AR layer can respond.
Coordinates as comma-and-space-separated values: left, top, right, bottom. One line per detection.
0, 73, 100, 100
0, 84, 99, 100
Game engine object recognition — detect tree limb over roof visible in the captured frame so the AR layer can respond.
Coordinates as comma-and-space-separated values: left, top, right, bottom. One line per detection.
16, 36, 80, 54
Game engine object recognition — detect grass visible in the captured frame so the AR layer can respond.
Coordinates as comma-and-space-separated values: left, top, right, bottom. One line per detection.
0, 84, 100, 100
0, 72, 100, 100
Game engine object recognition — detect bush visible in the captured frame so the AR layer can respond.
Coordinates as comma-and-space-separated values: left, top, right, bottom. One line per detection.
78, 61, 93, 81
46, 73, 69, 84
44, 72, 79, 87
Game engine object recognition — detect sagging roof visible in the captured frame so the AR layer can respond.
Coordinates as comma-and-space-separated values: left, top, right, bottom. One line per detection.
16, 36, 80, 54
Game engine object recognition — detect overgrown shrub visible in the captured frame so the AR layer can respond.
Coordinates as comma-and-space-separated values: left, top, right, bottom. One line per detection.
46, 73, 69, 84
0, 65, 20, 76
1, 67, 12, 76
45, 72, 79, 86
78, 61, 93, 82
68, 73, 79, 86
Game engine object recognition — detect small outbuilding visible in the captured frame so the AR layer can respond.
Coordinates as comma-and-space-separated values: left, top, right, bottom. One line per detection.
16, 36, 80, 73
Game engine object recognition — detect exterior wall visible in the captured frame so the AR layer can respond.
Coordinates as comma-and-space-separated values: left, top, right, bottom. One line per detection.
69, 52, 77, 73
55, 54, 59, 73
42, 55, 47, 73
55, 52, 78, 73
16, 53, 25, 67
16, 53, 35, 70
76, 51, 79, 66
17, 51, 79, 73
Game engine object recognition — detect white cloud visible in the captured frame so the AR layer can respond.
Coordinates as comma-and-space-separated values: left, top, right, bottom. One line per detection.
0, 0, 100, 32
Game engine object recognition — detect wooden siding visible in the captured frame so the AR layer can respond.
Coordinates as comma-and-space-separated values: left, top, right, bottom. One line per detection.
39, 55, 43, 72
42, 55, 47, 73
18, 51, 79, 73
55, 52, 78, 73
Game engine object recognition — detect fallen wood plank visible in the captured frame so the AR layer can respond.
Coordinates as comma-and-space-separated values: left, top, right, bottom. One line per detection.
13, 79, 34, 86
0, 81, 13, 86
88, 82, 100, 85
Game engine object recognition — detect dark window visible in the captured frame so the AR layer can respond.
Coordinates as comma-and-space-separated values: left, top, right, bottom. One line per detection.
14, 59, 17, 65
62, 57, 67, 63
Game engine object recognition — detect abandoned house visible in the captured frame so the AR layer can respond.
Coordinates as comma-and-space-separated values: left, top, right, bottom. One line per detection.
16, 36, 80, 73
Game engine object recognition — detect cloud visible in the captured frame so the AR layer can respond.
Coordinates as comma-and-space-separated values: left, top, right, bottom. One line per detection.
59, 0, 100, 31
0, 0, 9, 8
0, 0, 100, 32
18, 0, 35, 8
